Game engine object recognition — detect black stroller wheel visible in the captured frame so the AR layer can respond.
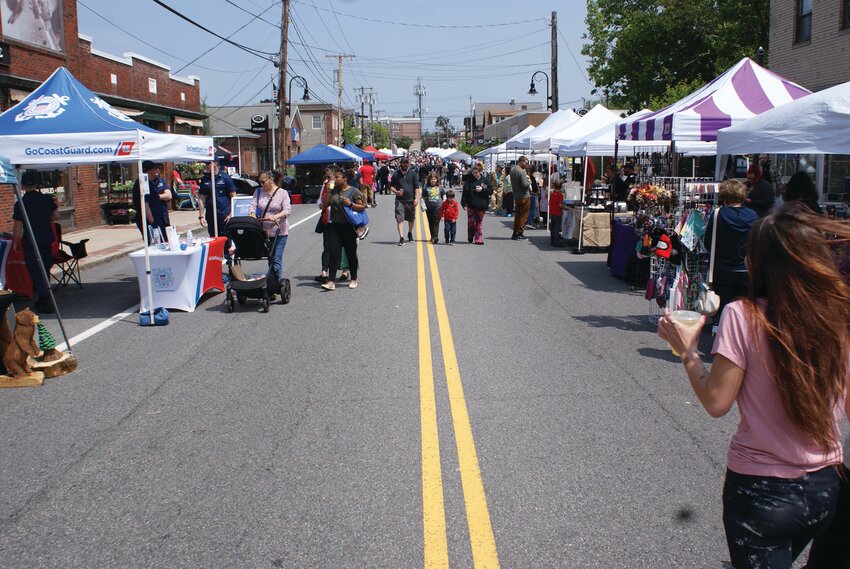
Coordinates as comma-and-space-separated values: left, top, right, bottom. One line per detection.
226, 291, 235, 313
281, 279, 291, 304
262, 296, 270, 313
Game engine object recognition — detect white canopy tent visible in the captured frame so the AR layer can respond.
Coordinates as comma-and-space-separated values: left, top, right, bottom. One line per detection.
533, 105, 620, 152
716, 80, 849, 155
507, 109, 580, 150
0, 67, 214, 328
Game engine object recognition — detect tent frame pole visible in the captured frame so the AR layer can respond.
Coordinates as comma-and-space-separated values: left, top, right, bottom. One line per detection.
136, 136, 155, 325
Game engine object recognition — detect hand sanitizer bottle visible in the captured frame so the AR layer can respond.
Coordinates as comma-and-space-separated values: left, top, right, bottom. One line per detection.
187, 230, 194, 246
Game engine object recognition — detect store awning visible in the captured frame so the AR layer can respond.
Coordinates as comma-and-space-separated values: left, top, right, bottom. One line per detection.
114, 107, 144, 117
175, 116, 204, 127
140, 111, 169, 122
9, 89, 31, 103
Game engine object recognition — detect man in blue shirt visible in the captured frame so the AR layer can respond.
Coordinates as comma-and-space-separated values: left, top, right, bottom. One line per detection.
198, 161, 237, 237
12, 172, 58, 313
132, 160, 172, 242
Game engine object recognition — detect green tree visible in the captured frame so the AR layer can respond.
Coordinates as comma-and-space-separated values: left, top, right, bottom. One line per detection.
372, 123, 390, 148
201, 97, 211, 135
394, 135, 413, 150
582, 0, 770, 111
342, 115, 361, 145
434, 115, 454, 145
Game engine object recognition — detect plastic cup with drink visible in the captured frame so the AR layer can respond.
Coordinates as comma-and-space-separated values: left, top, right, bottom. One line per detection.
667, 310, 702, 356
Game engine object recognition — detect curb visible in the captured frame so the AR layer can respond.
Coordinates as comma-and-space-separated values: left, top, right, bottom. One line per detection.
77, 221, 206, 271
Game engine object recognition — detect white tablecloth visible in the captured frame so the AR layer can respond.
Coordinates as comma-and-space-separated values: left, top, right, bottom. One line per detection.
129, 238, 225, 312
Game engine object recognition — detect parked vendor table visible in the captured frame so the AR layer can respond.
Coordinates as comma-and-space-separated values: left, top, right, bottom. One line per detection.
563, 209, 630, 248
129, 237, 226, 312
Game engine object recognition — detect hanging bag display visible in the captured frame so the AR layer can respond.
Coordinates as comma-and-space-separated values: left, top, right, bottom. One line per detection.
695, 207, 721, 316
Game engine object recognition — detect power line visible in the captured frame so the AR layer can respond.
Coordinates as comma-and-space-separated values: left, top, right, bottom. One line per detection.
558, 27, 593, 87
77, 1, 265, 75
326, 0, 373, 89
291, 1, 546, 29
150, 0, 277, 60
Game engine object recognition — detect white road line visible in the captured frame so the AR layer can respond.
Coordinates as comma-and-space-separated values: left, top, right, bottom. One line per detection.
58, 209, 322, 351
56, 304, 139, 352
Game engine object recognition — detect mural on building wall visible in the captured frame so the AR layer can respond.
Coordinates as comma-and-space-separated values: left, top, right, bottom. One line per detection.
2, 0, 64, 53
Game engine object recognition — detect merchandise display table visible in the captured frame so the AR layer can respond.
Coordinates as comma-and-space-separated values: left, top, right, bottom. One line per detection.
563, 209, 630, 248
129, 237, 226, 312
0, 239, 34, 297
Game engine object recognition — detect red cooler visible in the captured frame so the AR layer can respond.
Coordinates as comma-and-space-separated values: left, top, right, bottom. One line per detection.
290, 193, 302, 204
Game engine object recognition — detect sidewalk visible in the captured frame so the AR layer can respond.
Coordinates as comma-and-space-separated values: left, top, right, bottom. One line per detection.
62, 209, 205, 270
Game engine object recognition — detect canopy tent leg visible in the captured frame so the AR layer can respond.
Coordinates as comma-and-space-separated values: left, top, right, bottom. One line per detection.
137, 150, 155, 326
211, 159, 219, 237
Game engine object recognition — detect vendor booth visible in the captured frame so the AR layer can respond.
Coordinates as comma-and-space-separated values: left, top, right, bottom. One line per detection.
0, 67, 215, 329
286, 144, 361, 203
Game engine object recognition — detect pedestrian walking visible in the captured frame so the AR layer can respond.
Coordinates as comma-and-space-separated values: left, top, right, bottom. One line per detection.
658, 202, 850, 569
358, 159, 377, 207
502, 164, 514, 217
511, 155, 531, 239
422, 173, 444, 244
439, 189, 459, 245
461, 162, 493, 245
12, 171, 57, 314
249, 170, 291, 287
377, 161, 390, 195
548, 181, 565, 246
491, 164, 504, 213
744, 164, 775, 218
320, 169, 365, 290
389, 157, 421, 246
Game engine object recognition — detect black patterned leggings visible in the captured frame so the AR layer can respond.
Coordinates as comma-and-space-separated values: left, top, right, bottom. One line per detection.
723, 467, 841, 569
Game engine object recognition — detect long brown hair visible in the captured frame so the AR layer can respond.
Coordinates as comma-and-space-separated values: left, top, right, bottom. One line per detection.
744, 202, 850, 452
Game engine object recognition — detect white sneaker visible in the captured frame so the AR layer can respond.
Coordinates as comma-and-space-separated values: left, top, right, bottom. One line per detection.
348, 280, 358, 289
321, 281, 335, 291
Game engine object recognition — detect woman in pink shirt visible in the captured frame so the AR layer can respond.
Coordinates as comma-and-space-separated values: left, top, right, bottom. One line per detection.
659, 202, 850, 569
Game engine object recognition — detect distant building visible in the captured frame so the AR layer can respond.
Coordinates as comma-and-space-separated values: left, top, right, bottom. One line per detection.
298, 103, 342, 150
207, 103, 303, 175
768, 0, 850, 202
464, 100, 544, 142
0, 0, 204, 230
376, 116, 421, 149
482, 110, 550, 143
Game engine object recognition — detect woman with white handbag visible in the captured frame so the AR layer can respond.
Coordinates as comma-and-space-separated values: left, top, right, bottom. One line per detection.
702, 180, 758, 324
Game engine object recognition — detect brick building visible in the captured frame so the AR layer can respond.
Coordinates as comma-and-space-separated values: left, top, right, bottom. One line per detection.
768, 0, 850, 202
376, 116, 421, 149
298, 103, 341, 151
0, 0, 204, 231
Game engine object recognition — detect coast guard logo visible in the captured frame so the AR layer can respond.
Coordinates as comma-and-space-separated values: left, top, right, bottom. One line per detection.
115, 141, 136, 156
90, 96, 134, 122
14, 94, 70, 122
152, 267, 175, 290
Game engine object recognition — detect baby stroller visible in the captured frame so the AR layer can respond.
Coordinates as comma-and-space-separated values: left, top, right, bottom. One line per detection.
224, 216, 291, 313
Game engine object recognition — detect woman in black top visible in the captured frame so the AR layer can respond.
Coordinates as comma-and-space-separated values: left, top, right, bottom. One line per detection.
320, 168, 366, 290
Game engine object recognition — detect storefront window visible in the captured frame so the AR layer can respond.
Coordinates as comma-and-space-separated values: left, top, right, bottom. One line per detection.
98, 162, 135, 204
826, 155, 850, 203
844, 0, 850, 30
28, 169, 69, 208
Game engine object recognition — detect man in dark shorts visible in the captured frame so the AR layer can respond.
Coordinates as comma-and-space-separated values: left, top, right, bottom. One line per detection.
389, 157, 421, 246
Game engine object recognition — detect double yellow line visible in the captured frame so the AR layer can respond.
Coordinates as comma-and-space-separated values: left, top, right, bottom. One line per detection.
416, 217, 500, 569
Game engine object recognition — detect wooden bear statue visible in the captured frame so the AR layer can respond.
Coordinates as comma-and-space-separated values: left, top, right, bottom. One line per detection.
3, 308, 40, 379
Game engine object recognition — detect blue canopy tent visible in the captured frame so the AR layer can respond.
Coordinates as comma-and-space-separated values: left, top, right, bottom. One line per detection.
286, 144, 360, 165
343, 144, 374, 161
0, 67, 214, 326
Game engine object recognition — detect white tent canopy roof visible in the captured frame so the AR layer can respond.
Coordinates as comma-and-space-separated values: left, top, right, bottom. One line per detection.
533, 105, 620, 151
717, 80, 850, 155
506, 109, 580, 150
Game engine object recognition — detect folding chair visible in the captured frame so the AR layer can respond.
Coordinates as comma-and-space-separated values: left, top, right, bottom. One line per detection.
51, 222, 88, 288
173, 170, 198, 210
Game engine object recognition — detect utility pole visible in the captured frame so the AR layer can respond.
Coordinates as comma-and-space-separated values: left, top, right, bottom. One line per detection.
278, 0, 290, 171
414, 77, 425, 145
326, 54, 354, 144
355, 87, 366, 144
367, 91, 376, 146
551, 11, 559, 111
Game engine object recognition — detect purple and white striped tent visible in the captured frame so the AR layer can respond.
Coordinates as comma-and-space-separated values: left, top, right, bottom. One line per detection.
616, 58, 811, 143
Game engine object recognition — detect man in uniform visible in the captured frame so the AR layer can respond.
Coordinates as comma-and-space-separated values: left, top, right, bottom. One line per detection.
132, 160, 172, 243
198, 161, 237, 237
389, 157, 421, 246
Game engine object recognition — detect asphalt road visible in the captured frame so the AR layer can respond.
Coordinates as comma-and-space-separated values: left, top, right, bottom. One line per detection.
0, 197, 800, 568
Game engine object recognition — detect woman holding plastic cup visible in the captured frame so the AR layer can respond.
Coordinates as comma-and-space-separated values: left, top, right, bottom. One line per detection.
658, 202, 850, 569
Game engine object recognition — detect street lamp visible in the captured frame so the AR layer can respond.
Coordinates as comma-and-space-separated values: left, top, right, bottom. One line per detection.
528, 70, 553, 112
285, 75, 310, 116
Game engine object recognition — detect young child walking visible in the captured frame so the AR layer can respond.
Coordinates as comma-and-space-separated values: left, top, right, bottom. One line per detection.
549, 181, 565, 246
439, 189, 459, 245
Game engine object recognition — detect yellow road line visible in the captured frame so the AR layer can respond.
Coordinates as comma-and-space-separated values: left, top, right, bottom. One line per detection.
416, 216, 449, 568
424, 217, 501, 569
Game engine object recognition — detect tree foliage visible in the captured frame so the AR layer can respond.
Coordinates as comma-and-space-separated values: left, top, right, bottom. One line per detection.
582, 0, 770, 110
342, 115, 361, 145
372, 123, 390, 149
394, 135, 413, 150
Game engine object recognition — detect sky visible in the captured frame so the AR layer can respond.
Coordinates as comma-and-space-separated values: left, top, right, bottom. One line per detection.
76, 0, 595, 131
